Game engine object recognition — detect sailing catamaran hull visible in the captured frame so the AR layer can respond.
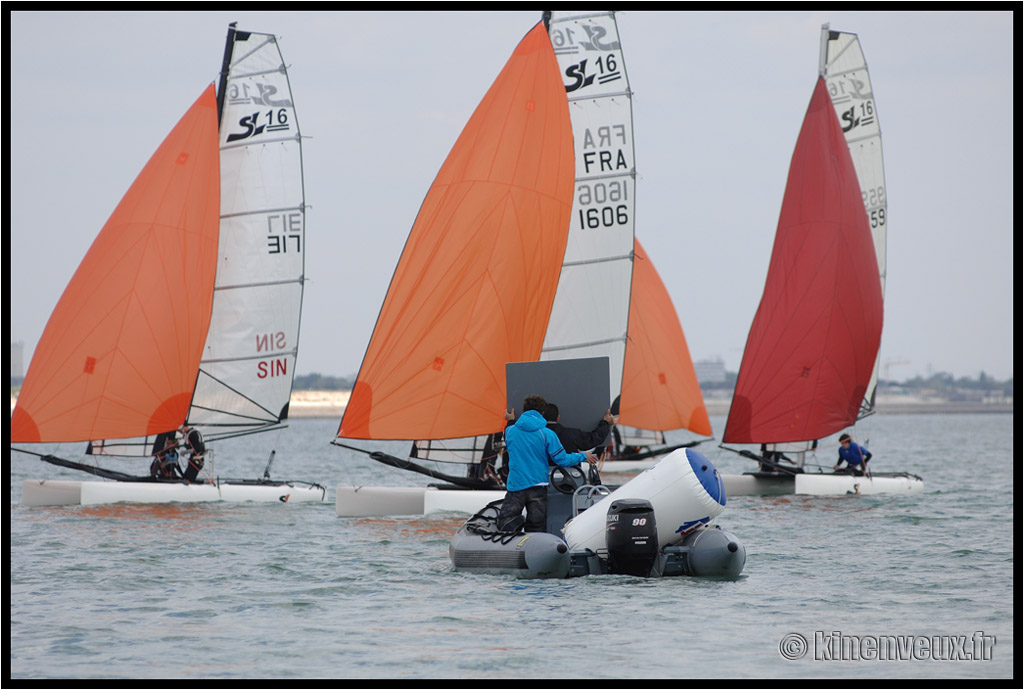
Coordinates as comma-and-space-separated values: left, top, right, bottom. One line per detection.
595, 458, 659, 474
334, 464, 653, 518
336, 486, 506, 518
721, 471, 924, 497
335, 449, 717, 517
21, 479, 326, 507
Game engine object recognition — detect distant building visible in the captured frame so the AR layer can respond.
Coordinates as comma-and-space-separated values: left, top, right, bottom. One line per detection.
694, 357, 727, 385
11, 341, 24, 380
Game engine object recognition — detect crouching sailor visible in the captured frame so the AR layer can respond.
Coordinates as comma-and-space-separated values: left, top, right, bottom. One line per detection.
150, 434, 183, 480
833, 433, 872, 476
498, 395, 598, 533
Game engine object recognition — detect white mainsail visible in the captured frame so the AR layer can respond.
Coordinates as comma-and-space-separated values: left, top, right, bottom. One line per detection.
189, 27, 307, 440
541, 11, 636, 406
820, 24, 887, 415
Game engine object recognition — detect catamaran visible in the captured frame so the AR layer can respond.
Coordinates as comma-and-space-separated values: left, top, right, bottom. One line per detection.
333, 11, 711, 518
718, 25, 922, 496
13, 25, 325, 505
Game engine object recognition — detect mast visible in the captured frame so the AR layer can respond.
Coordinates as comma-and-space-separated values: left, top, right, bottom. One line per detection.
216, 22, 238, 125
818, 23, 830, 77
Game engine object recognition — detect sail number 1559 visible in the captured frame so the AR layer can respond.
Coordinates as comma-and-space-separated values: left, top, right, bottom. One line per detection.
577, 180, 630, 229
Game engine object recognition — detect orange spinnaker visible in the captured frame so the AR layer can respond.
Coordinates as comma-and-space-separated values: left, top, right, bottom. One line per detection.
618, 239, 712, 437
339, 23, 574, 440
11, 86, 220, 443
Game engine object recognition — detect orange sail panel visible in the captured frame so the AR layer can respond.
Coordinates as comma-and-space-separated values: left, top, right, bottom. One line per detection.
723, 77, 883, 444
10, 87, 220, 443
618, 240, 712, 437
338, 23, 574, 441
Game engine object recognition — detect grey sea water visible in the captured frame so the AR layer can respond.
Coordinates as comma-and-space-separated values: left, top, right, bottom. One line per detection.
9, 413, 1014, 680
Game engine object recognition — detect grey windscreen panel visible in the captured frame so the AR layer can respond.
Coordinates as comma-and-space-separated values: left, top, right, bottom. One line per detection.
505, 356, 609, 430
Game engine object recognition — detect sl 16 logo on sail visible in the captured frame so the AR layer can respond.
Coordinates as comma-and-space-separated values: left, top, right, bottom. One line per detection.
227, 108, 291, 142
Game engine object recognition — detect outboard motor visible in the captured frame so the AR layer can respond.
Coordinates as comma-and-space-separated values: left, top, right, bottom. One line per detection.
605, 498, 659, 577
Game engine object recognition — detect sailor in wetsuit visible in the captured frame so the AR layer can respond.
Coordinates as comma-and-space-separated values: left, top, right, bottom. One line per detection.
833, 433, 872, 476
150, 434, 183, 480
180, 425, 207, 483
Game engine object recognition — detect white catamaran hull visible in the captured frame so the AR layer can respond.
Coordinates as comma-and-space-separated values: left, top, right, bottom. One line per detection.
721, 472, 924, 497
22, 479, 326, 507
334, 457, 665, 518
596, 458, 659, 474
335, 486, 507, 518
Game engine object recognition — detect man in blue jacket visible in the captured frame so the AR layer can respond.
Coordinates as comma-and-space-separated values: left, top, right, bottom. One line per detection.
498, 395, 598, 533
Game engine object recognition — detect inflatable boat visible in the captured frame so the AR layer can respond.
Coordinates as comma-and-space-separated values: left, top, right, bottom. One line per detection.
449, 449, 746, 579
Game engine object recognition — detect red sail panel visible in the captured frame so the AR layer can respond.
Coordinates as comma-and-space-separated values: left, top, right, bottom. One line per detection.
723, 77, 883, 444
619, 240, 712, 436
11, 86, 220, 443
338, 23, 574, 441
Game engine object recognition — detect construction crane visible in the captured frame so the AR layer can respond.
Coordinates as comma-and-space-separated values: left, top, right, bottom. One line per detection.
882, 358, 910, 383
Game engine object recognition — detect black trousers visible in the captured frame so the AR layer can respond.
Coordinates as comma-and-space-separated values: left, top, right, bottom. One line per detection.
183, 454, 205, 483
497, 485, 547, 533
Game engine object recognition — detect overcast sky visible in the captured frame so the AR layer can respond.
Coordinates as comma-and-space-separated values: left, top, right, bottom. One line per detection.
9, 10, 1015, 384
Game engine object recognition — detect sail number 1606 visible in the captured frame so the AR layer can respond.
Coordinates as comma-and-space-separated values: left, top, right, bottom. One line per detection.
577, 180, 630, 229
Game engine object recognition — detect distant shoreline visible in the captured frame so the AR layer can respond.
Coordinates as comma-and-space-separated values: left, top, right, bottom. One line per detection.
283, 391, 1013, 419
9, 390, 1012, 421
